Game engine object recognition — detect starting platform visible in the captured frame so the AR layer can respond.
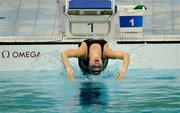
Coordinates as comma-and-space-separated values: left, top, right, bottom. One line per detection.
65, 0, 116, 36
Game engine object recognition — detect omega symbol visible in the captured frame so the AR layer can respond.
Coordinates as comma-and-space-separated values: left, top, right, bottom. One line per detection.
2, 50, 10, 58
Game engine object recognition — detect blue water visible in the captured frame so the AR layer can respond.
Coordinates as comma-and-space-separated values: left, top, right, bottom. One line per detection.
0, 69, 180, 113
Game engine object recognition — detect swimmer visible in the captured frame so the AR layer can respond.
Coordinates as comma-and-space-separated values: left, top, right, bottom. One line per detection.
61, 39, 130, 80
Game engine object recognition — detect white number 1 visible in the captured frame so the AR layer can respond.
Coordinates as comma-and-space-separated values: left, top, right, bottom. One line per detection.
129, 18, 134, 26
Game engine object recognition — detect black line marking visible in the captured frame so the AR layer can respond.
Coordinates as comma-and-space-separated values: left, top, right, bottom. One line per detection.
117, 41, 180, 44
0, 41, 81, 45
0, 41, 180, 45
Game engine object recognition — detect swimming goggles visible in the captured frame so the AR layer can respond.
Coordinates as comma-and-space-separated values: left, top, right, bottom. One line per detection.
89, 65, 103, 75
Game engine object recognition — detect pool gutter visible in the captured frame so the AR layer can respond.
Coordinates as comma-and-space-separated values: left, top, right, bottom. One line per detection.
0, 35, 180, 45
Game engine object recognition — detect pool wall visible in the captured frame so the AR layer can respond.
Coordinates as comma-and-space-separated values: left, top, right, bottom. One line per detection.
0, 43, 179, 71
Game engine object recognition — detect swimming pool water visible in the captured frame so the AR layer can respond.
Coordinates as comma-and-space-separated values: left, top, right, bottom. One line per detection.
0, 69, 180, 113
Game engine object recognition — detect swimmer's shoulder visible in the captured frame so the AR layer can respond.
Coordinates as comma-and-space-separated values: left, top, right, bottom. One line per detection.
103, 43, 112, 58
79, 42, 87, 49
78, 42, 88, 57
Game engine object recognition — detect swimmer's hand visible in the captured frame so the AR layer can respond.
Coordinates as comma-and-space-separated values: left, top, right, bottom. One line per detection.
66, 67, 75, 81
116, 68, 126, 80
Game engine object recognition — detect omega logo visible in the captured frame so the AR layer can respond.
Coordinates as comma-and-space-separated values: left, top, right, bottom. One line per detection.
2, 50, 10, 58
1, 50, 40, 58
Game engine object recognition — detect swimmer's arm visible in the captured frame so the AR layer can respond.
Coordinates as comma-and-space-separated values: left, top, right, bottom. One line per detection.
60, 43, 86, 80
104, 44, 130, 73
61, 48, 76, 80
61, 49, 77, 69
60, 42, 86, 69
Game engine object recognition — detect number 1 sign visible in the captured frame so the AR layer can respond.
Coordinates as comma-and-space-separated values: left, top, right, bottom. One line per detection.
119, 16, 143, 27
71, 23, 109, 35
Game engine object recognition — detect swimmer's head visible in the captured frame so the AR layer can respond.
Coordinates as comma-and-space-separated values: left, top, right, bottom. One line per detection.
89, 57, 103, 75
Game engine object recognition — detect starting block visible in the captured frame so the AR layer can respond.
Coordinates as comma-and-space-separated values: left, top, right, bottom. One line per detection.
65, 0, 116, 36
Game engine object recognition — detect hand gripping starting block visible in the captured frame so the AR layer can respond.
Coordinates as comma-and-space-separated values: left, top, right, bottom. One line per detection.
65, 0, 116, 36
